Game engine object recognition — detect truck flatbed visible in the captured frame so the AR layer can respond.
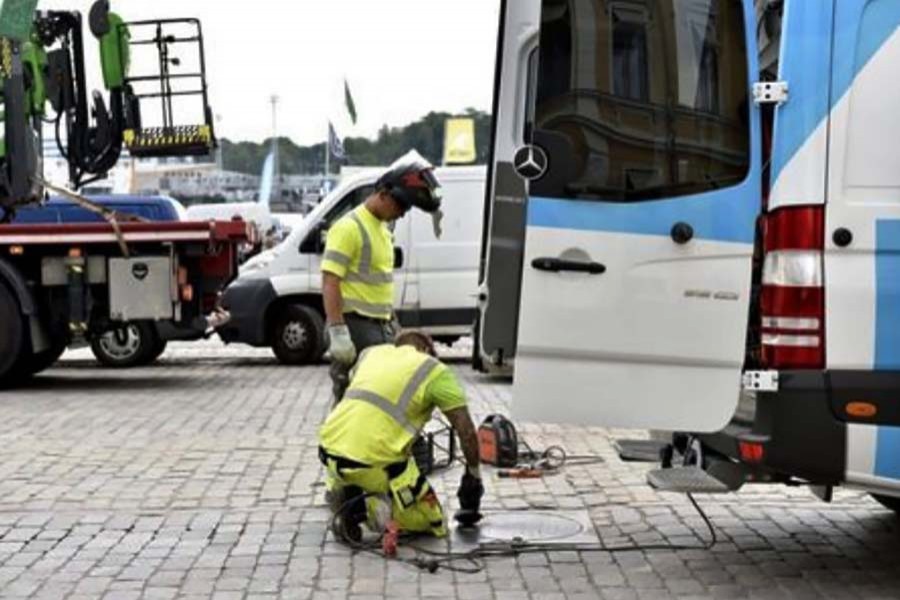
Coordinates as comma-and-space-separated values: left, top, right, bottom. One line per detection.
0, 220, 256, 245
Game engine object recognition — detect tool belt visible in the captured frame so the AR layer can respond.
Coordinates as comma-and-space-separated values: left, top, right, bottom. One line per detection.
345, 312, 392, 325
318, 446, 371, 473
318, 447, 417, 481
319, 446, 428, 508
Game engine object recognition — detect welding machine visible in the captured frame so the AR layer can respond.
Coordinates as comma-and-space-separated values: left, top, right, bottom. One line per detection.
478, 414, 519, 467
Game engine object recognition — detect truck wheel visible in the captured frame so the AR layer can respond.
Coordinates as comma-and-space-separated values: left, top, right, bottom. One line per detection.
872, 494, 900, 515
141, 336, 168, 365
91, 322, 158, 368
271, 304, 325, 365
0, 284, 25, 387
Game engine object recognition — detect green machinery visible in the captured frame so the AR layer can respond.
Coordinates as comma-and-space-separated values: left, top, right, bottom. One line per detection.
0, 0, 217, 215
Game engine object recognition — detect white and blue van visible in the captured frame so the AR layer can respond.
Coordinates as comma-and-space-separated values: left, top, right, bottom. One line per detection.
478, 0, 900, 513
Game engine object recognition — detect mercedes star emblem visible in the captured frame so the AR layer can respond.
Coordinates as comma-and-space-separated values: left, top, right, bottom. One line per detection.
513, 145, 549, 181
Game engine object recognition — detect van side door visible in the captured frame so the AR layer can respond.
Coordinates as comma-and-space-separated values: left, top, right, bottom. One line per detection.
478, 0, 542, 367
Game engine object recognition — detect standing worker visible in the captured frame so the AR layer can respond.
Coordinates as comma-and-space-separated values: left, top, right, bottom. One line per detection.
318, 331, 484, 541
321, 151, 444, 403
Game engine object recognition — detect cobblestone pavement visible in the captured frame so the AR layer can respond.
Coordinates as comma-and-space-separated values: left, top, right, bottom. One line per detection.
0, 341, 897, 599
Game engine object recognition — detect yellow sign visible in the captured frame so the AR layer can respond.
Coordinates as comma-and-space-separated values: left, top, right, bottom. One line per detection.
443, 118, 477, 165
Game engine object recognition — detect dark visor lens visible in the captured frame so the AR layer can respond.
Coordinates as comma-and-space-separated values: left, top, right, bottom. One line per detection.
421, 170, 439, 190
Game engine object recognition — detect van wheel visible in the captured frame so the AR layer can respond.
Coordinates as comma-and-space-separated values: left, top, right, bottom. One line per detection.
271, 304, 325, 365
21, 344, 66, 376
0, 284, 25, 388
872, 494, 900, 515
91, 322, 158, 368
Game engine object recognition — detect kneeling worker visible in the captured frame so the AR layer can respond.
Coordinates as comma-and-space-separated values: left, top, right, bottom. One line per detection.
318, 331, 484, 541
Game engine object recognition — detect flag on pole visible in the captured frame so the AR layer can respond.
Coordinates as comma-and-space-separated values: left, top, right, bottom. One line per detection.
344, 79, 358, 126
328, 121, 346, 161
258, 151, 275, 208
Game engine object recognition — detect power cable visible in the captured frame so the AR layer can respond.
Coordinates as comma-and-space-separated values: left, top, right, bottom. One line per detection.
328, 463, 720, 574
400, 492, 718, 574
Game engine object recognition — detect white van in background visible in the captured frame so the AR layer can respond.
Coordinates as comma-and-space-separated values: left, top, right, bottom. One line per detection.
217, 166, 486, 364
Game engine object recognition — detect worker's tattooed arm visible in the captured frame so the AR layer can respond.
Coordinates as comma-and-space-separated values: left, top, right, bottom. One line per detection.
444, 407, 481, 478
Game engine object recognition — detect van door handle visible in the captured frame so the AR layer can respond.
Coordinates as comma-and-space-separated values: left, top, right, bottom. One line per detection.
532, 257, 606, 274
671, 222, 694, 245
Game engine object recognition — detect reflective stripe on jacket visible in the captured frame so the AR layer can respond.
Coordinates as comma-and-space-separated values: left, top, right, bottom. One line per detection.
319, 344, 447, 465
321, 205, 394, 320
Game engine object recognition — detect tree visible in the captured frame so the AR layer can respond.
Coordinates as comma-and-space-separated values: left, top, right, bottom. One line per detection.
221, 109, 492, 175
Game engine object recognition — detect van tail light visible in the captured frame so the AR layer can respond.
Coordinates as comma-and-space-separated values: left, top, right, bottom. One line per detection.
738, 440, 765, 464
760, 206, 825, 369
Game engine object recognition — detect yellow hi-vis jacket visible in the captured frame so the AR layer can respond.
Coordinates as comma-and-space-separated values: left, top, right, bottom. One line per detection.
321, 205, 394, 320
319, 344, 466, 466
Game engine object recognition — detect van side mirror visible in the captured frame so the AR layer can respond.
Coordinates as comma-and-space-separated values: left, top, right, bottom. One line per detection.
300, 224, 326, 254
394, 246, 404, 269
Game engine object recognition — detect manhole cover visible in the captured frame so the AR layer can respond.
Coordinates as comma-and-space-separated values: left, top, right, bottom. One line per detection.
441, 509, 600, 552
478, 511, 585, 542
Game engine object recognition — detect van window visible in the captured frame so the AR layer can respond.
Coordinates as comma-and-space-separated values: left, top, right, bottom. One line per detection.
524, 47, 540, 143
532, 0, 750, 202
611, 5, 650, 101
323, 185, 375, 227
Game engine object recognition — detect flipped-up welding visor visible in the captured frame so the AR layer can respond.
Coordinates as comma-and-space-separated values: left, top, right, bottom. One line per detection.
377, 150, 443, 214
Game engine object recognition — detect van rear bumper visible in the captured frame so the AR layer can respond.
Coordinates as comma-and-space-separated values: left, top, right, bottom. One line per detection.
699, 371, 888, 485
216, 278, 276, 346
700, 370, 900, 485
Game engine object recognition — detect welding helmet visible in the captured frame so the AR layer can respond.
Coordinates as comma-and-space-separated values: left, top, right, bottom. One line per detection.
376, 150, 443, 214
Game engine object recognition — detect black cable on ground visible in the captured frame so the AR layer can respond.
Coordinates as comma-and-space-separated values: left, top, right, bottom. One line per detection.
330, 485, 719, 574
403, 492, 718, 574
329, 420, 717, 574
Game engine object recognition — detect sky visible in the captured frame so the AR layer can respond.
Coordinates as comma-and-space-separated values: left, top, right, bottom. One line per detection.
39, 0, 502, 145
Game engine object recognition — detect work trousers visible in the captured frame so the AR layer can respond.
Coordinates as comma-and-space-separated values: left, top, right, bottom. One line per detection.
321, 449, 447, 538
329, 313, 396, 403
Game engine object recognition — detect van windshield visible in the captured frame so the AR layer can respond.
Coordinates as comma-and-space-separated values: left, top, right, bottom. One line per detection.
533, 0, 750, 202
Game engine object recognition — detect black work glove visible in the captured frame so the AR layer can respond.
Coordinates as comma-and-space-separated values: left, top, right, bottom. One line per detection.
456, 472, 484, 514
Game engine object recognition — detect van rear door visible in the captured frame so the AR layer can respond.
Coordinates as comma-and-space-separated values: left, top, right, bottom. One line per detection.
478, 0, 541, 367
824, 1, 900, 488
510, 0, 761, 431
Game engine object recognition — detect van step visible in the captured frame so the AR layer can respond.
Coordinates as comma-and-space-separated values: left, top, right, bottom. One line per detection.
614, 439, 669, 463
647, 467, 731, 494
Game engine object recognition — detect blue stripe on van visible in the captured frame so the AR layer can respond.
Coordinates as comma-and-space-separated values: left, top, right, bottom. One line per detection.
874, 221, 900, 369
527, 190, 757, 245
770, 1, 834, 187
874, 220, 900, 479
875, 427, 900, 479
832, 2, 900, 100
772, 2, 900, 184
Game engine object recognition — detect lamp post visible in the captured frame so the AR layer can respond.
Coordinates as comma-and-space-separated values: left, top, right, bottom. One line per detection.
215, 113, 223, 170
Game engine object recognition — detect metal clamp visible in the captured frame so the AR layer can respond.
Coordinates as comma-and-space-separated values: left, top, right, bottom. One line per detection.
742, 370, 779, 392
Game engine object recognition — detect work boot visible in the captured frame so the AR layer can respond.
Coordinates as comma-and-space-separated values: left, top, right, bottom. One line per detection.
328, 485, 366, 544
331, 513, 363, 544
